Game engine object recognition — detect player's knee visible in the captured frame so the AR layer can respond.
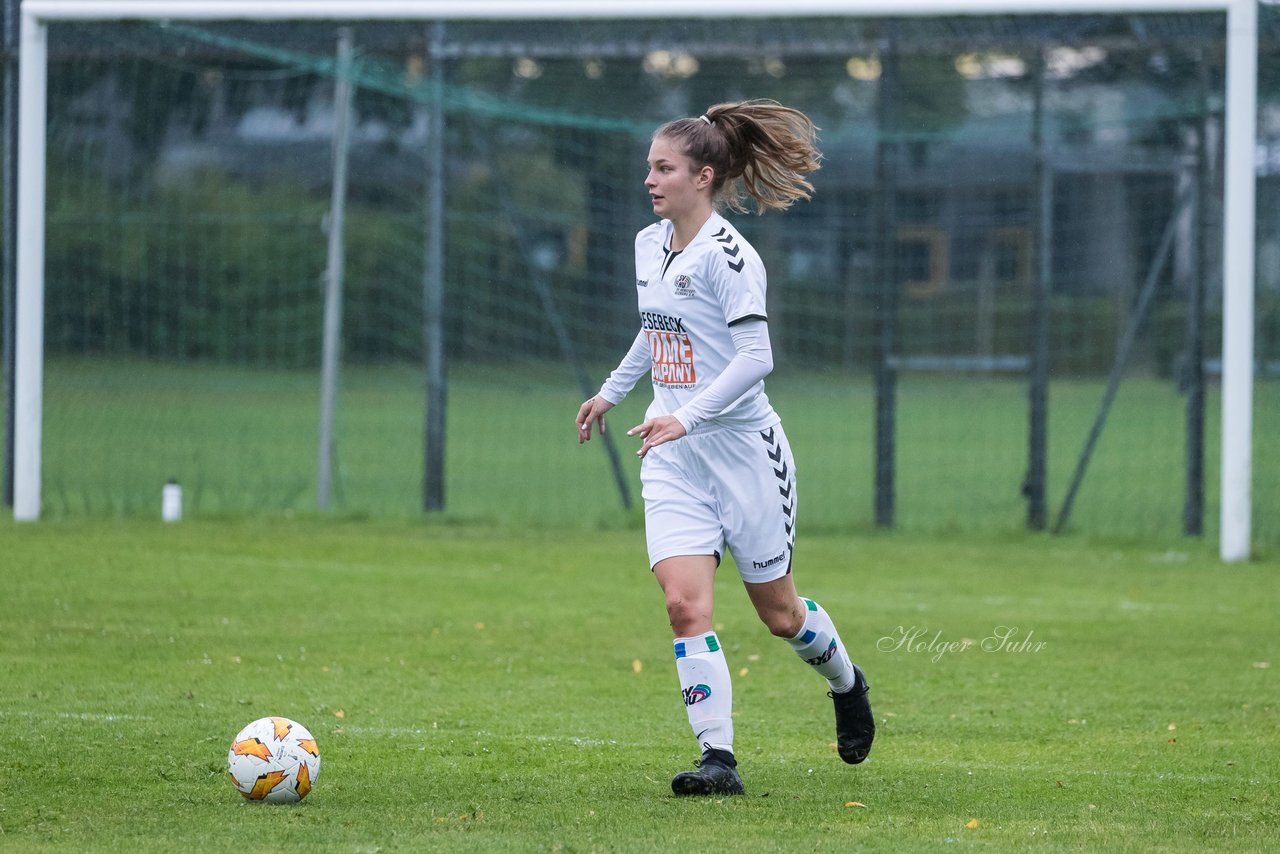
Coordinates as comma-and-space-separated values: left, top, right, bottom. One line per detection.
665, 593, 709, 636
759, 601, 804, 638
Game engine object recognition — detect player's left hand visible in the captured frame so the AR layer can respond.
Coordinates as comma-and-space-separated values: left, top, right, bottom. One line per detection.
628, 415, 687, 458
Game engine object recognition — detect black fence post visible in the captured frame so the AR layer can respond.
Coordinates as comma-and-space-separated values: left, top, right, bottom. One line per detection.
1, 0, 18, 509
873, 23, 899, 529
422, 21, 447, 512
1183, 53, 1210, 537
1026, 50, 1050, 531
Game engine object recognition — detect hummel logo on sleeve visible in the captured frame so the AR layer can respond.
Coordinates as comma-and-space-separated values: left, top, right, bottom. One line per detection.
712, 227, 746, 272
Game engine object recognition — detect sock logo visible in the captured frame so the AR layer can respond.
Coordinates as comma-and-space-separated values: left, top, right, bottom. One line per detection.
806, 639, 838, 667
682, 684, 712, 706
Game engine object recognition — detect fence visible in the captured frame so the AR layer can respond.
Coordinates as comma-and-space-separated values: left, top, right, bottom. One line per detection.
3, 9, 1279, 545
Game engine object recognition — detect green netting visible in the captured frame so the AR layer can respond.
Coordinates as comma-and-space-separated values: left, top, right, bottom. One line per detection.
11, 11, 1280, 543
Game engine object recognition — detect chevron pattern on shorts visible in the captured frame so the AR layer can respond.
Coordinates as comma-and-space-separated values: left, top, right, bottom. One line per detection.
760, 426, 796, 552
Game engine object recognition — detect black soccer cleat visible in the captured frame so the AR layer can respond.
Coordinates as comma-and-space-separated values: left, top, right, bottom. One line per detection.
671, 747, 745, 796
830, 664, 875, 764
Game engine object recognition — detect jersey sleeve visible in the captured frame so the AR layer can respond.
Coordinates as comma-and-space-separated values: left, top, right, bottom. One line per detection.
671, 318, 773, 433
597, 330, 650, 405
706, 229, 768, 327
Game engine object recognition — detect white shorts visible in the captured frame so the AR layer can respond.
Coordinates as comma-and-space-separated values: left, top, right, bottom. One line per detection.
641, 422, 797, 584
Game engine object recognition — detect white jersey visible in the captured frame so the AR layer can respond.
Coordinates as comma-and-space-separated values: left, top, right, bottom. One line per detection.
601, 211, 779, 432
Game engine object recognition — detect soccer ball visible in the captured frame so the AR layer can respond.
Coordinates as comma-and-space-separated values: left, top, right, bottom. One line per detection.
227, 716, 321, 803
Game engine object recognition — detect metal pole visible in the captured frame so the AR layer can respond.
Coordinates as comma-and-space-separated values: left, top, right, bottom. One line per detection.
2, 0, 19, 508
872, 23, 899, 529
1183, 54, 1209, 537
1218, 0, 1256, 561
1054, 186, 1193, 534
13, 9, 46, 521
422, 21, 447, 512
465, 117, 632, 511
17, 0, 1242, 23
1025, 50, 1050, 530
317, 27, 354, 511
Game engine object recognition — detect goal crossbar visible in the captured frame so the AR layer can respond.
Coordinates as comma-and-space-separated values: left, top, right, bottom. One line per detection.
12, 0, 1261, 562
16, 1, 1244, 21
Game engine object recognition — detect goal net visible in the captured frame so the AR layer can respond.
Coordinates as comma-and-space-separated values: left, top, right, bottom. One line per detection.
6, 2, 1279, 548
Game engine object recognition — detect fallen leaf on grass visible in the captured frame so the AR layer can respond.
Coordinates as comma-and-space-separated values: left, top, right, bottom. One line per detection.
632, 659, 643, 673
845, 801, 867, 808
334, 708, 345, 719
966, 819, 980, 829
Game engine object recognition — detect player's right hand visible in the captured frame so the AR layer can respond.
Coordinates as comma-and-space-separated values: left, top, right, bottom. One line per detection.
576, 396, 614, 444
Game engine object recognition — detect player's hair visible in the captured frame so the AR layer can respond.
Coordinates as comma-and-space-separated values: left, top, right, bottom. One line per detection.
654, 99, 821, 215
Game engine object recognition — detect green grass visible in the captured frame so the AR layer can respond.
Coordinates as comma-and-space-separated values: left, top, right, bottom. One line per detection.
39, 358, 1280, 547
1, 518, 1277, 851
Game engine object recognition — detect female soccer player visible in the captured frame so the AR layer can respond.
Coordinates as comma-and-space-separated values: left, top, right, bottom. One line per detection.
576, 100, 875, 796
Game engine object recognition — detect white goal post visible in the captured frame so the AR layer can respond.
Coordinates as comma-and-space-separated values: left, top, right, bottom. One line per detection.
12, 0, 1261, 561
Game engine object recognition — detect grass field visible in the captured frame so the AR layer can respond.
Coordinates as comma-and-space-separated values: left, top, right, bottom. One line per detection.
1, 518, 1276, 851
38, 358, 1280, 548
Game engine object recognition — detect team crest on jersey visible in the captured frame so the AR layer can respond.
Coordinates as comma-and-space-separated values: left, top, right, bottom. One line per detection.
673, 274, 695, 297
636, 279, 648, 288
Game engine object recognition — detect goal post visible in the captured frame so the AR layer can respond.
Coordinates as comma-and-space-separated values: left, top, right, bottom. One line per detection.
1220, 0, 1260, 562
13, 7, 44, 526
10, 0, 1262, 561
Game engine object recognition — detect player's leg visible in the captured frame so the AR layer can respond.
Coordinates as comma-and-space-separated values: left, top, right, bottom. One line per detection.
655, 555, 744, 796
744, 574, 875, 764
718, 423, 874, 765
746, 574, 856, 690
642, 440, 742, 796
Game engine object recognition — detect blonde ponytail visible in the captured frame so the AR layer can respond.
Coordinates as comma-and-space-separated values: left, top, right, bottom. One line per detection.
655, 99, 821, 214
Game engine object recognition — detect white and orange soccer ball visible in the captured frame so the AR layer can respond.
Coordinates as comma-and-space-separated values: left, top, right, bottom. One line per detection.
227, 716, 321, 804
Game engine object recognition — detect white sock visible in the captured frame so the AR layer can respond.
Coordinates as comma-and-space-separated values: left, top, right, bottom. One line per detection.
786, 598, 856, 693
673, 632, 733, 754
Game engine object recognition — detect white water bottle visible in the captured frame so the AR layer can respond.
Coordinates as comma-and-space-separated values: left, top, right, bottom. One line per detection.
162, 480, 183, 523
